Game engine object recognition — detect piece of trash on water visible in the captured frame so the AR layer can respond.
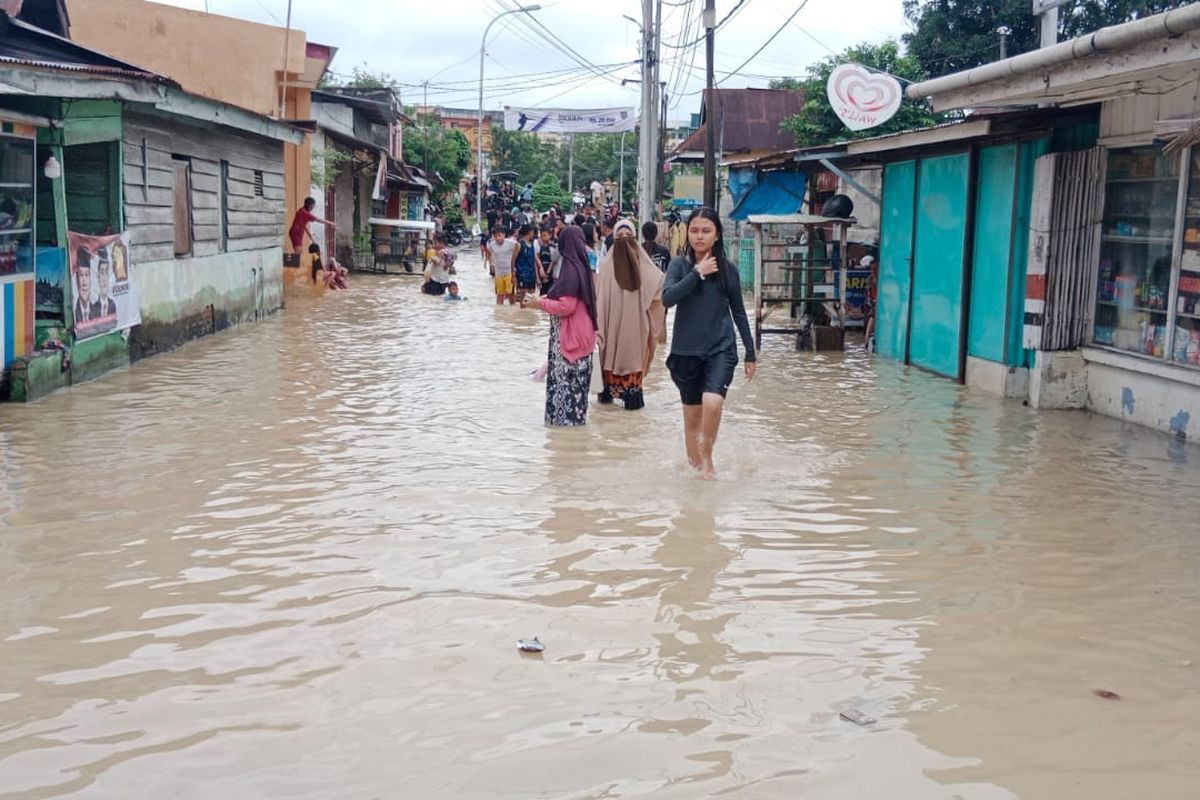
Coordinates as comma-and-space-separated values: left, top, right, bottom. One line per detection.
1092, 689, 1121, 700
517, 637, 545, 653
839, 708, 876, 726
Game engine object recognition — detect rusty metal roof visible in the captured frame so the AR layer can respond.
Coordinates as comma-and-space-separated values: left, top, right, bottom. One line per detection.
674, 88, 805, 156
0, 15, 172, 84
0, 53, 171, 83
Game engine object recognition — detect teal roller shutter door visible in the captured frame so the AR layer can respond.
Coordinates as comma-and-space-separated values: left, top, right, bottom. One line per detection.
877, 160, 916, 361
968, 145, 1018, 364
910, 153, 970, 378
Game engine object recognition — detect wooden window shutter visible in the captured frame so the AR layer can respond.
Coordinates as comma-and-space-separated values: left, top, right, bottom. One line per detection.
173, 156, 193, 256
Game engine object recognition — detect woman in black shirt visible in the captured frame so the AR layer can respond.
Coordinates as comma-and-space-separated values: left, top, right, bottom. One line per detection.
661, 207, 757, 479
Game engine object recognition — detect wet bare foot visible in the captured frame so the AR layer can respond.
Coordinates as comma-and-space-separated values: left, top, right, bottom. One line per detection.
701, 462, 717, 480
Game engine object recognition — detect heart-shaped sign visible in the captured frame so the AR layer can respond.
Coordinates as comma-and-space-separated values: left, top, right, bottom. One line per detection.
826, 64, 903, 132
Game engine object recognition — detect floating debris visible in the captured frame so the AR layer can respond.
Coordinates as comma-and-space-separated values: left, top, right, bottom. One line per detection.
517, 637, 545, 653
839, 708, 876, 726
1093, 689, 1121, 700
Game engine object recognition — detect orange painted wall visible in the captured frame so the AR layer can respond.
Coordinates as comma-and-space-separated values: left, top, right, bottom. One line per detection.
65, 0, 324, 236
65, 0, 308, 115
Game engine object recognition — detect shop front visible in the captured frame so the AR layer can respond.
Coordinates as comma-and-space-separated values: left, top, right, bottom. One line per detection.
1092, 144, 1200, 367
0, 122, 36, 379
906, 4, 1200, 440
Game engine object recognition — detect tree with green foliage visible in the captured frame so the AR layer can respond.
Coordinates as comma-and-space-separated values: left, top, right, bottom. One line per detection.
778, 40, 941, 148
902, 0, 1182, 79
490, 125, 560, 185
531, 174, 570, 210
554, 132, 639, 204
402, 124, 472, 204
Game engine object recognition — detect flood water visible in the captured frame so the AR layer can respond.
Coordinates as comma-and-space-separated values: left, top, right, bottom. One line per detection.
2, 249, 1199, 799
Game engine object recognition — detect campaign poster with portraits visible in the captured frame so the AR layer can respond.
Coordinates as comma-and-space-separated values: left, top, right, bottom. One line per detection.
67, 231, 141, 342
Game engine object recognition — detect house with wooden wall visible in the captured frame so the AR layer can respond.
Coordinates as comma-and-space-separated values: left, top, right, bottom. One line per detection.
0, 6, 302, 399
64, 0, 335, 240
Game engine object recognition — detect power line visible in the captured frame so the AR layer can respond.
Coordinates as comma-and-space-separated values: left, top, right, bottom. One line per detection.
716, 0, 810, 86
490, 0, 623, 84
662, 0, 750, 50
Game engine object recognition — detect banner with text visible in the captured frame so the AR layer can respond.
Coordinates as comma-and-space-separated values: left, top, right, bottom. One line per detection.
504, 107, 637, 134
68, 231, 141, 342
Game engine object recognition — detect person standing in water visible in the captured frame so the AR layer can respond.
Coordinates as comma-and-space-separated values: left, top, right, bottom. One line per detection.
522, 226, 597, 427
662, 207, 757, 479
595, 219, 666, 411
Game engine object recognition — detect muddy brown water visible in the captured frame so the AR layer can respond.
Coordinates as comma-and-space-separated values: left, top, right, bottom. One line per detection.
1, 252, 1198, 799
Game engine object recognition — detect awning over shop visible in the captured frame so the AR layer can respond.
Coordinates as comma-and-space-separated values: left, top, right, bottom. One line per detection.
729, 170, 807, 221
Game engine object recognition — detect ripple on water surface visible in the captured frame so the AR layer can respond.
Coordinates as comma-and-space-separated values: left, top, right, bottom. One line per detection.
1, 258, 1198, 799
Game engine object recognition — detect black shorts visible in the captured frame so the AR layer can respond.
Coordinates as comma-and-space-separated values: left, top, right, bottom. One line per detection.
667, 348, 738, 405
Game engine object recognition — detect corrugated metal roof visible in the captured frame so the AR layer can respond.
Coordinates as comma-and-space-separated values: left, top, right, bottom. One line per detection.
0, 53, 169, 82
674, 88, 804, 156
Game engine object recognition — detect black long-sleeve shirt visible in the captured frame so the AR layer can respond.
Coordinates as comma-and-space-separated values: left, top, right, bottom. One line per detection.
662, 255, 756, 362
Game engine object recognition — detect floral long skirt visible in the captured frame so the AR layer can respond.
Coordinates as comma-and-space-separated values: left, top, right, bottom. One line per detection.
546, 316, 593, 427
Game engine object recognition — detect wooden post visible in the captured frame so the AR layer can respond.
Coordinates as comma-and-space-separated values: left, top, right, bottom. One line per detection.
753, 222, 763, 349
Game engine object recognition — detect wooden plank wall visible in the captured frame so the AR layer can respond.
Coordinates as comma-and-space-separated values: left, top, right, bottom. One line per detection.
123, 110, 286, 264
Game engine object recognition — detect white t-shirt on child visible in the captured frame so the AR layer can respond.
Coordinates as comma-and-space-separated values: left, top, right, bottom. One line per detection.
487, 239, 517, 276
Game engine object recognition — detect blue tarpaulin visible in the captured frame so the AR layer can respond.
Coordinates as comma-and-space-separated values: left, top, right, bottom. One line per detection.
729, 170, 807, 220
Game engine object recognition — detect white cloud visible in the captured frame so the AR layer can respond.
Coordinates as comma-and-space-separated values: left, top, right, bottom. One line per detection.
149, 0, 908, 122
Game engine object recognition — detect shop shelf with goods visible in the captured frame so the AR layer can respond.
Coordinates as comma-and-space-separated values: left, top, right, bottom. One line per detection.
0, 135, 35, 283
1093, 145, 1180, 358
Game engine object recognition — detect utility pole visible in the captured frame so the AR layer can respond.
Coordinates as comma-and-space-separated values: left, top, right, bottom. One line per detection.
637, 0, 655, 223
1032, 0, 1064, 49
617, 132, 636, 213
567, 133, 574, 202
422, 81, 430, 175
649, 0, 662, 219
657, 83, 667, 211
703, 0, 716, 209
478, 5, 541, 226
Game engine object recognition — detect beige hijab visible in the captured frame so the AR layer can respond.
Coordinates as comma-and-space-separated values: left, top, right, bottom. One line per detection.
596, 219, 666, 376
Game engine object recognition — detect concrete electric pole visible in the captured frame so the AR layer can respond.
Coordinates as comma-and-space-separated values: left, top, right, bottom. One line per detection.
702, 0, 716, 209
637, 0, 660, 223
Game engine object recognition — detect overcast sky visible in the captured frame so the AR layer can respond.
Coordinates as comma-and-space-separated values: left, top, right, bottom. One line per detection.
152, 0, 910, 123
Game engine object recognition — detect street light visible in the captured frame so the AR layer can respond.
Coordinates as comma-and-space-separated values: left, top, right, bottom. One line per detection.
477, 4, 541, 228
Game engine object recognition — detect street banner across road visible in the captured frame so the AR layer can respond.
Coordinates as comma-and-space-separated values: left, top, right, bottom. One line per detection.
504, 107, 637, 134
68, 231, 141, 342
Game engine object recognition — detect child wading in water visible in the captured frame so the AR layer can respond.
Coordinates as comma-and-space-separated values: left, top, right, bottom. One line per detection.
486, 226, 519, 305
514, 224, 539, 303
661, 207, 757, 479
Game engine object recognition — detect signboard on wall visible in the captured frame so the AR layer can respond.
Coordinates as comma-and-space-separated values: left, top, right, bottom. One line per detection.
672, 173, 703, 208
504, 107, 636, 133
67, 231, 141, 342
826, 64, 903, 132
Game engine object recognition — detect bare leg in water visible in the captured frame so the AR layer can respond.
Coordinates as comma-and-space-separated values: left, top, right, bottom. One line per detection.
682, 394, 725, 479
698, 393, 725, 479
682, 404, 703, 471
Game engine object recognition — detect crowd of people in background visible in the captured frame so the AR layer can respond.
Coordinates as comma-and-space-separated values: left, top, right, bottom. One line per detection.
464, 183, 758, 477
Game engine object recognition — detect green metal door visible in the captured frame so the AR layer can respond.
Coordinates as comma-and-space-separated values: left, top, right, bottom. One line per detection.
877, 160, 916, 360
968, 145, 1018, 364
910, 153, 970, 378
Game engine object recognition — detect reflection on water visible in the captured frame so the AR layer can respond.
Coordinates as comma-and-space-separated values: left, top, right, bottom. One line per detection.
1, 252, 1198, 799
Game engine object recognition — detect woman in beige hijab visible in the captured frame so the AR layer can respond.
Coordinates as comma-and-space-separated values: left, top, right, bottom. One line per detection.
596, 219, 666, 410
